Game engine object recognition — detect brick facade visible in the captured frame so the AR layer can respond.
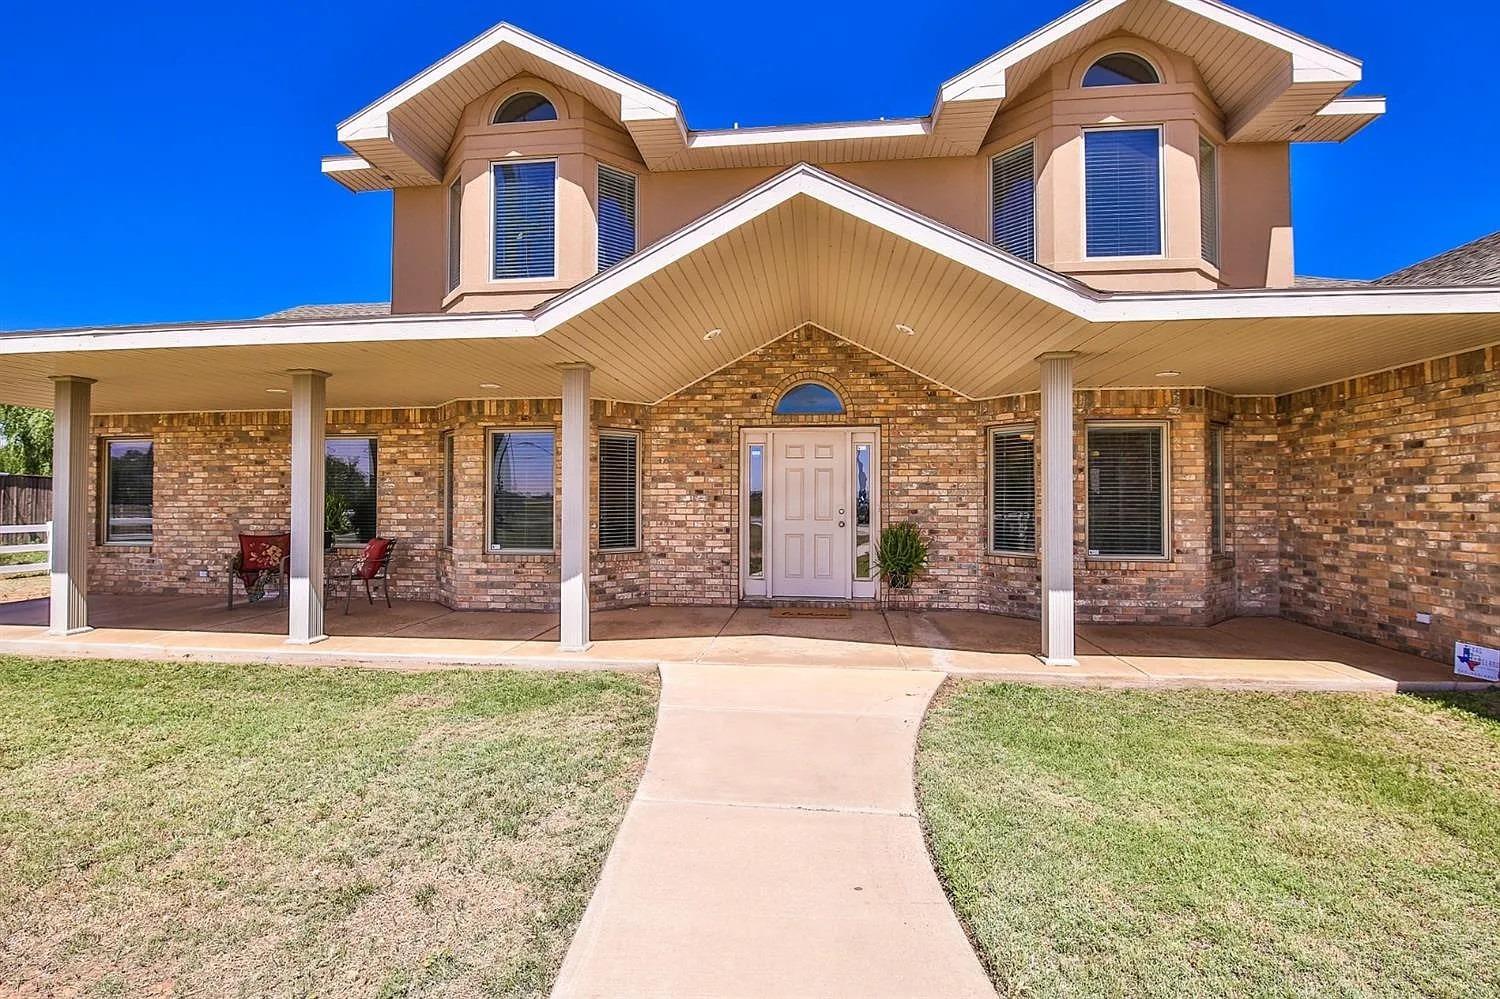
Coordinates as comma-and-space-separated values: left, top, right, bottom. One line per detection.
83, 330, 1497, 663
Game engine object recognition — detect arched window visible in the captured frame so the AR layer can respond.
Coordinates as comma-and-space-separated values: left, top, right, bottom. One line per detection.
774, 382, 845, 415
1083, 53, 1160, 87
493, 92, 558, 124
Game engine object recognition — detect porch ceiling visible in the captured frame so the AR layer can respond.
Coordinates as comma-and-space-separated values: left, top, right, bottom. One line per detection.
5, 164, 1500, 412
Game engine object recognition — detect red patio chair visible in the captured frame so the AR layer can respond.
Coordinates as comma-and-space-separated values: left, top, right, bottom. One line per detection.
335, 537, 397, 613
227, 532, 291, 609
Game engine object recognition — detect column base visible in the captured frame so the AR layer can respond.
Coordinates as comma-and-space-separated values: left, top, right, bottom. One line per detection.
1041, 655, 1079, 668
285, 634, 330, 646
559, 641, 593, 654
48, 625, 94, 638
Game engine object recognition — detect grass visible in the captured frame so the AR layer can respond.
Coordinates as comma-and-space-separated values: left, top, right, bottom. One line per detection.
0, 656, 658, 998
917, 684, 1500, 999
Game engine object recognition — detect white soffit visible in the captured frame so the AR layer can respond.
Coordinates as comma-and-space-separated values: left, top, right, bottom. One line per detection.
10, 165, 1498, 406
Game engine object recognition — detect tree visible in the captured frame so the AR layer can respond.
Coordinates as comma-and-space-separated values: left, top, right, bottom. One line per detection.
0, 406, 53, 475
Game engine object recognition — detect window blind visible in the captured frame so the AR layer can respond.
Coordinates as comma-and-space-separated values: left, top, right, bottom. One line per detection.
442, 433, 455, 548
447, 177, 462, 292
597, 165, 637, 271
1208, 425, 1225, 554
1087, 425, 1166, 557
492, 161, 556, 280
598, 432, 639, 550
326, 438, 378, 543
490, 430, 555, 550
991, 428, 1036, 553
104, 439, 153, 543
990, 144, 1036, 262
1085, 129, 1162, 257
1199, 138, 1219, 266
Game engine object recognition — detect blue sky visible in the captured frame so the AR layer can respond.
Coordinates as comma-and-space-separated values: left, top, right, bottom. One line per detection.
3, 0, 1497, 330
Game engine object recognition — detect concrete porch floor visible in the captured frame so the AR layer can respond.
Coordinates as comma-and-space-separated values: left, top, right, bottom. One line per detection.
0, 593, 1486, 692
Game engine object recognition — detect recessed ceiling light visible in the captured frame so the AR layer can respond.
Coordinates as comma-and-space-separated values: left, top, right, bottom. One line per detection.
895, 323, 917, 336
1155, 370, 1182, 378
479, 382, 501, 389
702, 328, 722, 341
265, 387, 288, 394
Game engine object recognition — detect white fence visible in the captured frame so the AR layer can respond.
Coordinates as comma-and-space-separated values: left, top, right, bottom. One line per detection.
0, 522, 50, 578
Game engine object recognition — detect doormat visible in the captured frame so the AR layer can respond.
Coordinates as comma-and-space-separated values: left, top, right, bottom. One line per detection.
770, 607, 851, 619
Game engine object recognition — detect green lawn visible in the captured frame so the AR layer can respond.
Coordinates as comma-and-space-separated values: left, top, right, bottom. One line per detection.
918, 684, 1500, 999
0, 656, 658, 998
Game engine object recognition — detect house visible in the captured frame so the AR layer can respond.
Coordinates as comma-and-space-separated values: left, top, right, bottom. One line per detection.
2, 0, 1496, 666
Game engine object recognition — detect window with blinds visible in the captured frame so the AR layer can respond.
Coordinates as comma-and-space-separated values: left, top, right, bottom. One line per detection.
442, 432, 455, 548
598, 431, 639, 550
1087, 425, 1167, 558
103, 439, 153, 543
990, 427, 1036, 554
490, 430, 555, 550
1199, 137, 1219, 266
597, 165, 637, 271
492, 161, 556, 280
447, 176, 462, 292
1085, 128, 1162, 257
326, 438, 378, 544
1208, 424, 1226, 555
990, 143, 1036, 262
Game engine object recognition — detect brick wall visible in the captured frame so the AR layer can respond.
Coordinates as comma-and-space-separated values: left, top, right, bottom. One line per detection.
81, 331, 1496, 662
1276, 346, 1500, 661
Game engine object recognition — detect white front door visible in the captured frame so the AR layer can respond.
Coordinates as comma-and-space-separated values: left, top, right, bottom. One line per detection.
770, 430, 850, 598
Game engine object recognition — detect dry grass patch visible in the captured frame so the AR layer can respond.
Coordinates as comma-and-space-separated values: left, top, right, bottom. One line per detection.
0, 656, 657, 997
917, 684, 1500, 999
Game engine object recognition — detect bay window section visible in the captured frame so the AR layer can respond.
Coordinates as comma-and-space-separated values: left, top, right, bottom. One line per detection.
326, 437, 378, 544
1084, 128, 1162, 257
990, 427, 1036, 555
489, 430, 555, 551
492, 161, 556, 280
1199, 137, 1220, 266
990, 143, 1036, 262
447, 176, 462, 292
597, 165, 638, 271
1086, 424, 1168, 558
102, 438, 153, 543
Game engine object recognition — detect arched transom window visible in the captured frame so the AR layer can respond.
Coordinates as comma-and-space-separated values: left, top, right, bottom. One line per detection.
1083, 53, 1160, 87
493, 92, 558, 124
774, 382, 845, 415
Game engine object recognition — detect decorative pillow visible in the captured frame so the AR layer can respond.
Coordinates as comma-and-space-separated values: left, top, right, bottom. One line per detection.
238, 533, 290, 589
356, 537, 392, 581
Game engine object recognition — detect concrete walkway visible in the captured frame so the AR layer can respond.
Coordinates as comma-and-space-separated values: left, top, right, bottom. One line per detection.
551, 662, 996, 999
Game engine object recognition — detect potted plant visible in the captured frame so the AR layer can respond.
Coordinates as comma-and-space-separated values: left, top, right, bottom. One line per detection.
875, 522, 929, 594
324, 492, 354, 552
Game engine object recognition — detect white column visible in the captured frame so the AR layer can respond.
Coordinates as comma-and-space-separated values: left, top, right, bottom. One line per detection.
287, 369, 329, 644
49, 376, 94, 636
1038, 352, 1078, 667
559, 363, 592, 652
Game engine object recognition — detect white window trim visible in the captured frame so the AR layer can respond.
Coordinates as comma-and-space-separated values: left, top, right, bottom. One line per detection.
987, 423, 1038, 557
99, 436, 153, 546
1081, 124, 1167, 262
490, 90, 560, 126
597, 428, 641, 553
1079, 49, 1164, 89
596, 162, 640, 273
489, 157, 559, 284
1084, 420, 1172, 561
326, 435, 379, 549
988, 141, 1038, 262
485, 427, 558, 554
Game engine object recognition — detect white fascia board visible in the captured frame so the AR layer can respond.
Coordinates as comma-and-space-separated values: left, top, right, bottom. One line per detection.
0, 313, 535, 356
940, 0, 1130, 102
1100, 286, 1500, 322
688, 118, 930, 149
336, 22, 680, 144
321, 155, 375, 173
1318, 96, 1387, 117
